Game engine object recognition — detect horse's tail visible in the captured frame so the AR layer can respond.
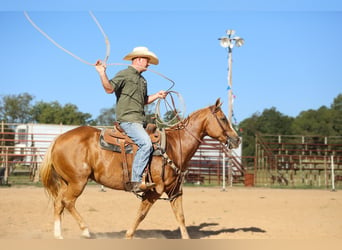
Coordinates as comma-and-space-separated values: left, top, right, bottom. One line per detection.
40, 138, 61, 199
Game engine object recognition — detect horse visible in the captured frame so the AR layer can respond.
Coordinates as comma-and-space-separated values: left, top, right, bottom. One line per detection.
40, 98, 240, 239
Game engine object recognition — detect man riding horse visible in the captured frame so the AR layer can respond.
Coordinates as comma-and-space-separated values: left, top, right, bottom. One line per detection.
95, 47, 167, 193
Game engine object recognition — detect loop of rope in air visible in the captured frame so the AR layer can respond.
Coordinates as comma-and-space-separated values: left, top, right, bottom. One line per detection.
24, 11, 182, 126
24, 11, 99, 66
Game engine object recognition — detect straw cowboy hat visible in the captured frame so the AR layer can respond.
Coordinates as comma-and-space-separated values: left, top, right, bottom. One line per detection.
123, 46, 159, 65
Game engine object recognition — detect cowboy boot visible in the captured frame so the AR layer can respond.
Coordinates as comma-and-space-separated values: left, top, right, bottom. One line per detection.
129, 181, 156, 193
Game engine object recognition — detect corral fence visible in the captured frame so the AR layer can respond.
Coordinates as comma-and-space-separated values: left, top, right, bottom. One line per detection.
185, 137, 251, 187
0, 122, 107, 184
0, 122, 246, 187
3, 122, 340, 189
255, 134, 342, 189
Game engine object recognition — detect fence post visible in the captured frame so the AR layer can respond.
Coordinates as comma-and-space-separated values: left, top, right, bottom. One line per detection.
1, 121, 4, 149
331, 155, 335, 192
228, 151, 233, 188
222, 152, 226, 191
4, 146, 8, 184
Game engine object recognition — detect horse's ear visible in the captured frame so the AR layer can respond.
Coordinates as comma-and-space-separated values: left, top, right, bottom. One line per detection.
211, 98, 222, 113
215, 98, 222, 108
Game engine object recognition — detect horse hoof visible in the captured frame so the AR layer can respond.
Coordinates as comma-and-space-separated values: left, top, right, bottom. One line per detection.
54, 235, 64, 239
125, 231, 133, 239
81, 228, 91, 238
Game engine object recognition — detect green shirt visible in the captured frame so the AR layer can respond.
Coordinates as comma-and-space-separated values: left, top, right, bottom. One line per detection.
109, 66, 148, 123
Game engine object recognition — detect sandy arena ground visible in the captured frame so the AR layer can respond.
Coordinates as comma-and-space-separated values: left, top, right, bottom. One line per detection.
0, 185, 341, 239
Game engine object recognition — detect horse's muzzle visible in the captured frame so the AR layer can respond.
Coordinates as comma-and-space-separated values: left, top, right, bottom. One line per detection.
226, 136, 240, 149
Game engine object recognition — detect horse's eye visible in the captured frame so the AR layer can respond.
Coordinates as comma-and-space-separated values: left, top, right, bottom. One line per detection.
220, 117, 228, 123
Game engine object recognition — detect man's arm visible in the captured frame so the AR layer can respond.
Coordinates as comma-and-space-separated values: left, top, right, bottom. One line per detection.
95, 60, 114, 94
146, 90, 167, 104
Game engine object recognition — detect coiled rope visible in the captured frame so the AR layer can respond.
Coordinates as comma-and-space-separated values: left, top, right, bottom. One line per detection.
24, 11, 183, 126
155, 91, 186, 127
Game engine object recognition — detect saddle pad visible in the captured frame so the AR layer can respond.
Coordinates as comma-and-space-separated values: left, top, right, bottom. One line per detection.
99, 129, 163, 156
99, 130, 133, 153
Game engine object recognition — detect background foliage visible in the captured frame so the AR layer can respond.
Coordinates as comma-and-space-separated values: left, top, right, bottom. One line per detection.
1, 92, 341, 156
238, 93, 342, 156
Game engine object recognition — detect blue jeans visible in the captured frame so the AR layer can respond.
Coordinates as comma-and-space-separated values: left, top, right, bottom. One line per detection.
120, 122, 153, 182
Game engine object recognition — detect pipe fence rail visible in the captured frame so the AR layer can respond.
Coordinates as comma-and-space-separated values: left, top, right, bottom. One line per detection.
255, 134, 342, 189
2, 123, 341, 189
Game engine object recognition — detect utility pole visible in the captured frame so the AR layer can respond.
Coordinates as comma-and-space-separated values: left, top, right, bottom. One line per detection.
218, 30, 244, 189
218, 29, 244, 123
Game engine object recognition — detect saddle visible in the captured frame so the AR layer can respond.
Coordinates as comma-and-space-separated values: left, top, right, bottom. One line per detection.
99, 122, 166, 155
99, 122, 166, 192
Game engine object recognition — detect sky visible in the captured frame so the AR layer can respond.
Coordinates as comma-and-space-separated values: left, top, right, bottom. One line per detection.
1, 1, 342, 125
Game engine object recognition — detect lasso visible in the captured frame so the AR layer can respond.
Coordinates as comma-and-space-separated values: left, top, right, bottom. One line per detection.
24, 11, 184, 126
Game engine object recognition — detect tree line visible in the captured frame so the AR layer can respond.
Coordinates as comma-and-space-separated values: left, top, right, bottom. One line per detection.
239, 93, 342, 156
1, 92, 341, 156
0, 92, 180, 127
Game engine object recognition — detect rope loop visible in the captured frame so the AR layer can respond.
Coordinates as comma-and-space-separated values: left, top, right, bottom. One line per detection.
155, 91, 186, 127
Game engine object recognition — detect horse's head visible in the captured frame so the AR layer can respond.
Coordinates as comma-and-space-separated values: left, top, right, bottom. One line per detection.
206, 98, 241, 149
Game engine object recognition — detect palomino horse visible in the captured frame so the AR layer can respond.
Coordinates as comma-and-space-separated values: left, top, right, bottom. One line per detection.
40, 98, 240, 239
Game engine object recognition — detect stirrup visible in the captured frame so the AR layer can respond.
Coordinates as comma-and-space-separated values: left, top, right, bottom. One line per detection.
129, 181, 156, 193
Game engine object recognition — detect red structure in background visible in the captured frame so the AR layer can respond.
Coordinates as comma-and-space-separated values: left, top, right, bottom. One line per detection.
3, 123, 340, 189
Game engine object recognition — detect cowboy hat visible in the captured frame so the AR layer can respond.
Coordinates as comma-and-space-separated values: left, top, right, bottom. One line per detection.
123, 46, 159, 65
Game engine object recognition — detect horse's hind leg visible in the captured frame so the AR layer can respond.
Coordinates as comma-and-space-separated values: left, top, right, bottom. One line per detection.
53, 182, 67, 239
170, 195, 189, 239
63, 181, 90, 238
125, 192, 160, 239
54, 181, 90, 239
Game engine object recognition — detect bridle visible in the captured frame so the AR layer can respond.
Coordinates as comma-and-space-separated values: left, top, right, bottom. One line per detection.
139, 106, 238, 201
210, 108, 240, 149
167, 106, 239, 151
168, 106, 239, 169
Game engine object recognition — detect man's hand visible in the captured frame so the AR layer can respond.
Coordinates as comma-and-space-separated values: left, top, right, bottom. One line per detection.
157, 90, 167, 99
147, 90, 168, 104
95, 60, 106, 74
95, 60, 114, 93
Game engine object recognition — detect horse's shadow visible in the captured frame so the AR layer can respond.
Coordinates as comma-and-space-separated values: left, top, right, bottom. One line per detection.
92, 222, 266, 239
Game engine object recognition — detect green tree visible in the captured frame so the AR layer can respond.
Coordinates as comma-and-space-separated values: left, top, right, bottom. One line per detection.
0, 93, 34, 123
32, 101, 92, 125
291, 94, 342, 136
95, 106, 116, 126
291, 106, 336, 136
145, 103, 157, 125
94, 103, 157, 126
31, 101, 60, 124
238, 93, 342, 156
239, 107, 294, 156
331, 94, 342, 135
238, 114, 258, 157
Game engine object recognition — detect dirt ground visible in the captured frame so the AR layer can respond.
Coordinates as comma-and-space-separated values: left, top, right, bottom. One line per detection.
0, 185, 341, 239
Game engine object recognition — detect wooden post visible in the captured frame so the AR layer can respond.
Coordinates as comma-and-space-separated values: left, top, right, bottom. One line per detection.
324, 156, 327, 188
331, 155, 336, 192
4, 146, 8, 184
222, 152, 226, 191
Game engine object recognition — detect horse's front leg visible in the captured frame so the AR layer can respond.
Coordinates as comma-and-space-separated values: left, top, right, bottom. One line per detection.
125, 192, 160, 239
170, 195, 190, 239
